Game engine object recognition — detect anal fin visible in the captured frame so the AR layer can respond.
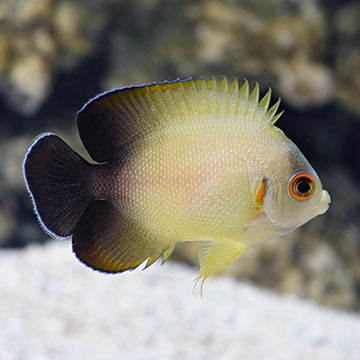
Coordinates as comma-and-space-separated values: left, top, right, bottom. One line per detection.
72, 200, 172, 273
144, 244, 175, 269
194, 239, 248, 295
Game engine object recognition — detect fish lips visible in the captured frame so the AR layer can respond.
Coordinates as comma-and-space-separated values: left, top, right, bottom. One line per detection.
315, 189, 331, 216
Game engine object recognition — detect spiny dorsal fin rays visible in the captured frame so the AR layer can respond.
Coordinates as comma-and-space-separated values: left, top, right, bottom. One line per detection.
228, 78, 240, 123
193, 78, 208, 123
178, 80, 193, 124
188, 80, 201, 124
77, 77, 283, 163
238, 79, 250, 119
146, 84, 173, 124
247, 82, 260, 122
244, 82, 283, 126
257, 88, 272, 118
207, 77, 219, 124
265, 97, 282, 125
218, 77, 229, 123
162, 80, 183, 125
271, 109, 284, 125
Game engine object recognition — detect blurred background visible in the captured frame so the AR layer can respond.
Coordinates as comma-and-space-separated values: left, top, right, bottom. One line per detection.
1, 0, 359, 312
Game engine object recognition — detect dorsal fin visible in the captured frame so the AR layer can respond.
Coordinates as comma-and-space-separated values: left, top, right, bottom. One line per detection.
77, 78, 282, 163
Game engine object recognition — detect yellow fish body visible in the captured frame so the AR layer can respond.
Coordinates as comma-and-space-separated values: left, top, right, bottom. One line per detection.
23, 78, 330, 287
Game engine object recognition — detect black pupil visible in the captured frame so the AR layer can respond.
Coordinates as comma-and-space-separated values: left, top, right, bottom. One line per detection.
296, 178, 311, 194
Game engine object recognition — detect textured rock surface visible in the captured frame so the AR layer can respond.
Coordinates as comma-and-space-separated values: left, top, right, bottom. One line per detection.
0, 0, 104, 114
334, 2, 360, 115
1, 241, 360, 360
101, 0, 335, 108
0, 0, 359, 114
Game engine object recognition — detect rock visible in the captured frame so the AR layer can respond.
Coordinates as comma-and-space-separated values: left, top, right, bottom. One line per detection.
189, 0, 334, 107
0, 0, 358, 114
335, 2, 360, 116
0, 241, 359, 360
0, 0, 104, 114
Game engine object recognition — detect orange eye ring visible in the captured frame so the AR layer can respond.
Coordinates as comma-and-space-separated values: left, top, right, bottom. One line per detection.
288, 171, 316, 201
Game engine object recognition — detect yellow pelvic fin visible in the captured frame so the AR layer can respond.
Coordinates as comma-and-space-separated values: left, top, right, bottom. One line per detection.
193, 239, 248, 295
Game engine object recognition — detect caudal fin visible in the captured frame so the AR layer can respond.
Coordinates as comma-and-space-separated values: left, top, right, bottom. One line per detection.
23, 133, 94, 238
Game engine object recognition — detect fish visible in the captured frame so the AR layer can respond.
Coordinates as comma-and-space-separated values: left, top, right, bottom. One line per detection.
23, 77, 331, 290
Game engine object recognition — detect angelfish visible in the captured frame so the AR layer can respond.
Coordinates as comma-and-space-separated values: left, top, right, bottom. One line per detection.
23, 78, 331, 288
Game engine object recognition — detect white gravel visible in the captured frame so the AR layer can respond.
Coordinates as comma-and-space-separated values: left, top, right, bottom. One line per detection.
1, 241, 359, 360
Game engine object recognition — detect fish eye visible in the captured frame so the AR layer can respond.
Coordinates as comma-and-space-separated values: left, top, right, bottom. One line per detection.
288, 172, 316, 201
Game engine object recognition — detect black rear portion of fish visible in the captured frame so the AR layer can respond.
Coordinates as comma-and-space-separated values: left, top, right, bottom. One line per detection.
23, 133, 95, 238
77, 90, 134, 163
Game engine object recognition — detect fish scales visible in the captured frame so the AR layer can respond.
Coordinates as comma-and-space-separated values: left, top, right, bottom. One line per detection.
23, 77, 331, 289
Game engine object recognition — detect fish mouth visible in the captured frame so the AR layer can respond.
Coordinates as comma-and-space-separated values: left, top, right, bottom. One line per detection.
316, 189, 331, 215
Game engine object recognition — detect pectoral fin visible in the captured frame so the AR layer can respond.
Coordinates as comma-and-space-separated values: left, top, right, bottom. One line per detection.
194, 238, 248, 295
246, 177, 269, 227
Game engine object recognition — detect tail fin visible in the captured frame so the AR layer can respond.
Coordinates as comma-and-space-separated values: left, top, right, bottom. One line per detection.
23, 133, 94, 238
